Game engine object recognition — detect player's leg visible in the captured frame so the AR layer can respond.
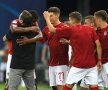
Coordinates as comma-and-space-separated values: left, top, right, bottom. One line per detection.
84, 66, 98, 90
4, 54, 12, 90
64, 66, 87, 90
34, 71, 38, 90
49, 66, 57, 90
80, 78, 89, 90
23, 69, 36, 90
102, 62, 108, 88
98, 70, 104, 90
8, 69, 23, 90
55, 65, 69, 90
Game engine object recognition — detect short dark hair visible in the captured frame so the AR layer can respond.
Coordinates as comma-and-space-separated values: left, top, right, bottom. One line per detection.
94, 10, 108, 21
29, 10, 39, 22
48, 7, 60, 15
69, 11, 82, 23
85, 15, 94, 23
20, 10, 33, 27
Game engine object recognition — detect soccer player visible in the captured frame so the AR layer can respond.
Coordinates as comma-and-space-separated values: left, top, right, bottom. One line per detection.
84, 15, 96, 30
43, 11, 102, 90
3, 10, 42, 90
94, 10, 108, 89
16, 7, 69, 90
81, 10, 108, 90
80, 15, 97, 90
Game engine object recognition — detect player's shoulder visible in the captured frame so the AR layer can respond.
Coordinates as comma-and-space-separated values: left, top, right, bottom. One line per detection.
11, 19, 19, 24
59, 22, 69, 28
42, 26, 49, 32
83, 25, 95, 31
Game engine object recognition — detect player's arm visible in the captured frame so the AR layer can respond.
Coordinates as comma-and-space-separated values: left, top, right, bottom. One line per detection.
16, 28, 42, 45
3, 29, 12, 42
95, 40, 102, 70
43, 11, 56, 33
11, 25, 39, 33
43, 11, 71, 38
3, 35, 8, 42
41, 44, 48, 65
93, 29, 102, 70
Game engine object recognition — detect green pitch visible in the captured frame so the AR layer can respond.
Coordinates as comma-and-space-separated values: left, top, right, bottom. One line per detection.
0, 83, 107, 90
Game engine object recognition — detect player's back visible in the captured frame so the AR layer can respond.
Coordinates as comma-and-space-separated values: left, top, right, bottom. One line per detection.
70, 25, 98, 68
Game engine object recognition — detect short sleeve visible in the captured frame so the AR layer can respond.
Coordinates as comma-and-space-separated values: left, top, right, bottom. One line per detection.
6, 30, 12, 41
11, 19, 18, 28
55, 27, 72, 38
41, 27, 48, 43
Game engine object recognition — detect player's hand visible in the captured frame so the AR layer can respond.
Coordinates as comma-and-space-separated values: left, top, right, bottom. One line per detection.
16, 36, 30, 45
43, 11, 50, 20
60, 38, 70, 45
97, 61, 103, 71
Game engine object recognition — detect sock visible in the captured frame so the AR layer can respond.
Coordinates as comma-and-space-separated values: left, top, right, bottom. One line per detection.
64, 85, 72, 90
90, 87, 98, 90
36, 84, 38, 90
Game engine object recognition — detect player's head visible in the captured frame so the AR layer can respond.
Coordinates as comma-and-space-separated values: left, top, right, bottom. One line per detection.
84, 15, 95, 28
69, 11, 82, 26
48, 7, 60, 24
28, 10, 39, 23
19, 10, 33, 26
94, 10, 108, 27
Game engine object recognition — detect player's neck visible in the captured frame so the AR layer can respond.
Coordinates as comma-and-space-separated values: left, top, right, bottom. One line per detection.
100, 22, 108, 29
53, 20, 61, 26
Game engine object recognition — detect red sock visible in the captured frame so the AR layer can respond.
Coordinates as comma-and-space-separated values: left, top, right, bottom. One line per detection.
90, 87, 98, 90
64, 85, 72, 90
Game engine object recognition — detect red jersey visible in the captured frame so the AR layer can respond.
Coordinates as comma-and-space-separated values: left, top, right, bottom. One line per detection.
42, 23, 69, 66
8, 41, 12, 54
96, 25, 108, 64
56, 25, 99, 68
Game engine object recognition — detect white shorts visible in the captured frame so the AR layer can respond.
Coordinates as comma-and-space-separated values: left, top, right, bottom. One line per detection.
98, 62, 108, 88
66, 66, 98, 85
6, 54, 12, 79
49, 65, 69, 86
80, 62, 108, 88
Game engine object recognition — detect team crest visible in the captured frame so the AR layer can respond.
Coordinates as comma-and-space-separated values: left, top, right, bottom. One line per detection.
104, 31, 107, 36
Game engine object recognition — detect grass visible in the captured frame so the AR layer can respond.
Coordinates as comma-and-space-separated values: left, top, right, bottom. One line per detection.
0, 83, 107, 90
0, 83, 51, 90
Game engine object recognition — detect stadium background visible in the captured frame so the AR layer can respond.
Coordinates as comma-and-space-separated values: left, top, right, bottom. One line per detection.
0, 0, 108, 90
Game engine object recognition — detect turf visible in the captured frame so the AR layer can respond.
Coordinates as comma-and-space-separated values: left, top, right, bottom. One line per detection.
0, 83, 107, 90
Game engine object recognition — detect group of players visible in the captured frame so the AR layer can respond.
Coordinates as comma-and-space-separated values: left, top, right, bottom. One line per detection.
3, 7, 108, 90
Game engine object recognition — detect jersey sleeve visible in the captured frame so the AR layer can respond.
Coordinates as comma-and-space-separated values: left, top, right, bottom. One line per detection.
55, 27, 72, 38
11, 19, 18, 28
41, 27, 48, 43
6, 30, 12, 41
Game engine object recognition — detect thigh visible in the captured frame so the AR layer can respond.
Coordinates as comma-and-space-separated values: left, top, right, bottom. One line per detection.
85, 66, 98, 85
66, 67, 87, 84
102, 63, 108, 88
8, 69, 23, 90
49, 66, 56, 86
23, 69, 35, 90
55, 65, 69, 86
80, 78, 89, 89
6, 54, 12, 79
